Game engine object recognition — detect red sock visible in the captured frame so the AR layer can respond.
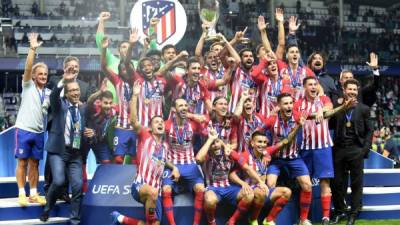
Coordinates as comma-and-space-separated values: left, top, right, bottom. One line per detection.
250, 201, 264, 221
193, 191, 204, 225
321, 195, 331, 218
266, 197, 289, 222
300, 191, 312, 221
82, 164, 88, 193
204, 206, 216, 225
122, 216, 140, 225
114, 156, 124, 164
229, 199, 250, 224
146, 207, 157, 225
162, 191, 176, 225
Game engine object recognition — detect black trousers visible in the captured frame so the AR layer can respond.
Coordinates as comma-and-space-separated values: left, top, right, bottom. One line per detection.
332, 146, 364, 215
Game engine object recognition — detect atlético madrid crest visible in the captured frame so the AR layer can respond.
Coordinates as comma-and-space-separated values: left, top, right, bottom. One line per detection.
130, 0, 187, 48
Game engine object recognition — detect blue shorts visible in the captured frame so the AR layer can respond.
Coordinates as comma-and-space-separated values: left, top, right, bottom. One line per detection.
14, 128, 44, 160
131, 182, 162, 220
267, 158, 310, 178
93, 143, 112, 162
113, 128, 136, 156
251, 185, 275, 205
300, 147, 334, 179
163, 163, 204, 193
206, 185, 241, 205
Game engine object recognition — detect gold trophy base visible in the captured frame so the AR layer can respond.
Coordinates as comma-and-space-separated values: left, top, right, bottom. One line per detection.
205, 35, 221, 42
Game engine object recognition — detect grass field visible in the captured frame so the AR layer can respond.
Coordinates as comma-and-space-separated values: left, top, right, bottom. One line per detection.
336, 220, 400, 225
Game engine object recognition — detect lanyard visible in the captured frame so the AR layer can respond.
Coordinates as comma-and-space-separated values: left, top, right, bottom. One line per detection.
36, 87, 45, 104
123, 82, 132, 101
270, 78, 281, 96
152, 137, 165, 161
173, 116, 189, 145
278, 113, 293, 138
288, 66, 302, 87
345, 109, 354, 122
249, 147, 267, 175
245, 115, 259, 132
144, 80, 159, 99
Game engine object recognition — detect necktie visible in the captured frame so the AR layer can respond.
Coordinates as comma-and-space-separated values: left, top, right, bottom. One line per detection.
69, 106, 78, 146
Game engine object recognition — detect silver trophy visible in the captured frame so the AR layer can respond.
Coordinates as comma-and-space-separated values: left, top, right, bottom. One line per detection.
198, 0, 220, 42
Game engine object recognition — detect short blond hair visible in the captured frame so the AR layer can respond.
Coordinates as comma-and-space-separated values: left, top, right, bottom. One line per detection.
32, 62, 48, 75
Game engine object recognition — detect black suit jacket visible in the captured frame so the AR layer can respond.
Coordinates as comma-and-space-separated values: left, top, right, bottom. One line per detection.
45, 85, 86, 155
47, 75, 91, 102
332, 102, 373, 157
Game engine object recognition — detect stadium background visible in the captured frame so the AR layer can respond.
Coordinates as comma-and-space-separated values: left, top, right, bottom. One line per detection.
0, 0, 399, 224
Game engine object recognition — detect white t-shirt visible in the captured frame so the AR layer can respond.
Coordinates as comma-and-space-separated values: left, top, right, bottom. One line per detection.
15, 80, 51, 133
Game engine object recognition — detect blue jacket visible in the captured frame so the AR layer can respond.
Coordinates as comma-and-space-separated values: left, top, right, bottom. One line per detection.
45, 85, 86, 154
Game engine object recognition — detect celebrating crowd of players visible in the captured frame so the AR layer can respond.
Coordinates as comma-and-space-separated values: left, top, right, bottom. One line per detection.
14, 8, 378, 225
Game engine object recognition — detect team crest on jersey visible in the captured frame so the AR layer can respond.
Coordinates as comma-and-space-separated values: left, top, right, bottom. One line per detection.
130, 0, 187, 48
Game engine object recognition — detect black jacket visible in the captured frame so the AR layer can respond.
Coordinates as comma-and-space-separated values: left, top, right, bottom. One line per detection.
332, 102, 373, 158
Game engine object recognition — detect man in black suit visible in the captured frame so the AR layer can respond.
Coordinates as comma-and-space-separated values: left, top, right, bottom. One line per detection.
44, 56, 91, 201
40, 69, 90, 224
331, 79, 373, 225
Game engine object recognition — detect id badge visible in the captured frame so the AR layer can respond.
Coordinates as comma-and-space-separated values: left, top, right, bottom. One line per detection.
72, 132, 81, 149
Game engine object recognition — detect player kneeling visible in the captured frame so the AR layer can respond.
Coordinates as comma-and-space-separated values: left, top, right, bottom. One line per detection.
196, 128, 268, 225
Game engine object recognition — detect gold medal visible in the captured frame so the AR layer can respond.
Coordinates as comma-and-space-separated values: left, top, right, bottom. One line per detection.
144, 98, 150, 105
157, 159, 161, 167
74, 122, 79, 130
346, 121, 351, 128
282, 138, 289, 145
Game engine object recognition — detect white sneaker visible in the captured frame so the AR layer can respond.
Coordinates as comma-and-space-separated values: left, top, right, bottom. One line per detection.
262, 219, 276, 225
299, 219, 313, 225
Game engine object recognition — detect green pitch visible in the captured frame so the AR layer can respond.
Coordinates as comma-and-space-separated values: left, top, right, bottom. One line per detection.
337, 220, 400, 225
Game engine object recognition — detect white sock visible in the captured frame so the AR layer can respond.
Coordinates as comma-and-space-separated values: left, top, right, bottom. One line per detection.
118, 215, 124, 223
30, 188, 37, 196
19, 188, 26, 195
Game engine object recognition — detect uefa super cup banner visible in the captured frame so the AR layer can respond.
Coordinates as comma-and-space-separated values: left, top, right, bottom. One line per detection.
130, 0, 187, 48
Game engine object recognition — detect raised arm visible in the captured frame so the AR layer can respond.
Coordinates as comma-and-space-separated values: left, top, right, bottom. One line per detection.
233, 90, 250, 119
87, 79, 108, 107
257, 15, 272, 53
275, 8, 286, 60
158, 51, 189, 79
218, 33, 241, 68
129, 81, 142, 133
195, 23, 209, 65
23, 33, 42, 82
100, 37, 118, 83
195, 128, 218, 164
124, 28, 139, 71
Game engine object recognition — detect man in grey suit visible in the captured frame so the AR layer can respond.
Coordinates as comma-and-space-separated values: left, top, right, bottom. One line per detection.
40, 67, 91, 224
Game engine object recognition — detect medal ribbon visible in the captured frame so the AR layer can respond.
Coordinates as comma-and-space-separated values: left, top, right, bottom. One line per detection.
270, 78, 282, 97
345, 109, 354, 124
144, 80, 160, 99
288, 66, 302, 87
173, 116, 189, 145
249, 147, 267, 175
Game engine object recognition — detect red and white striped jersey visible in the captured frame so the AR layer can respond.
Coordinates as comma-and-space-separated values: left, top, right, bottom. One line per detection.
203, 151, 240, 187
278, 61, 315, 101
228, 67, 258, 113
236, 150, 267, 185
107, 71, 133, 129
265, 114, 300, 159
206, 116, 238, 145
170, 74, 211, 115
294, 96, 333, 150
134, 129, 168, 190
165, 118, 204, 165
200, 67, 229, 102
236, 113, 268, 153
134, 75, 167, 127
252, 59, 292, 117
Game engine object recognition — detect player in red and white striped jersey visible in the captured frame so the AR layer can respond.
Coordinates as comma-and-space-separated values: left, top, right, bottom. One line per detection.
252, 51, 292, 117
294, 76, 334, 224
162, 98, 206, 225
196, 129, 268, 225
110, 82, 180, 225
205, 97, 238, 150
133, 58, 167, 127
101, 35, 137, 164
200, 51, 228, 101
233, 91, 268, 153
228, 49, 259, 113
165, 57, 213, 115
264, 93, 314, 225
231, 131, 301, 225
